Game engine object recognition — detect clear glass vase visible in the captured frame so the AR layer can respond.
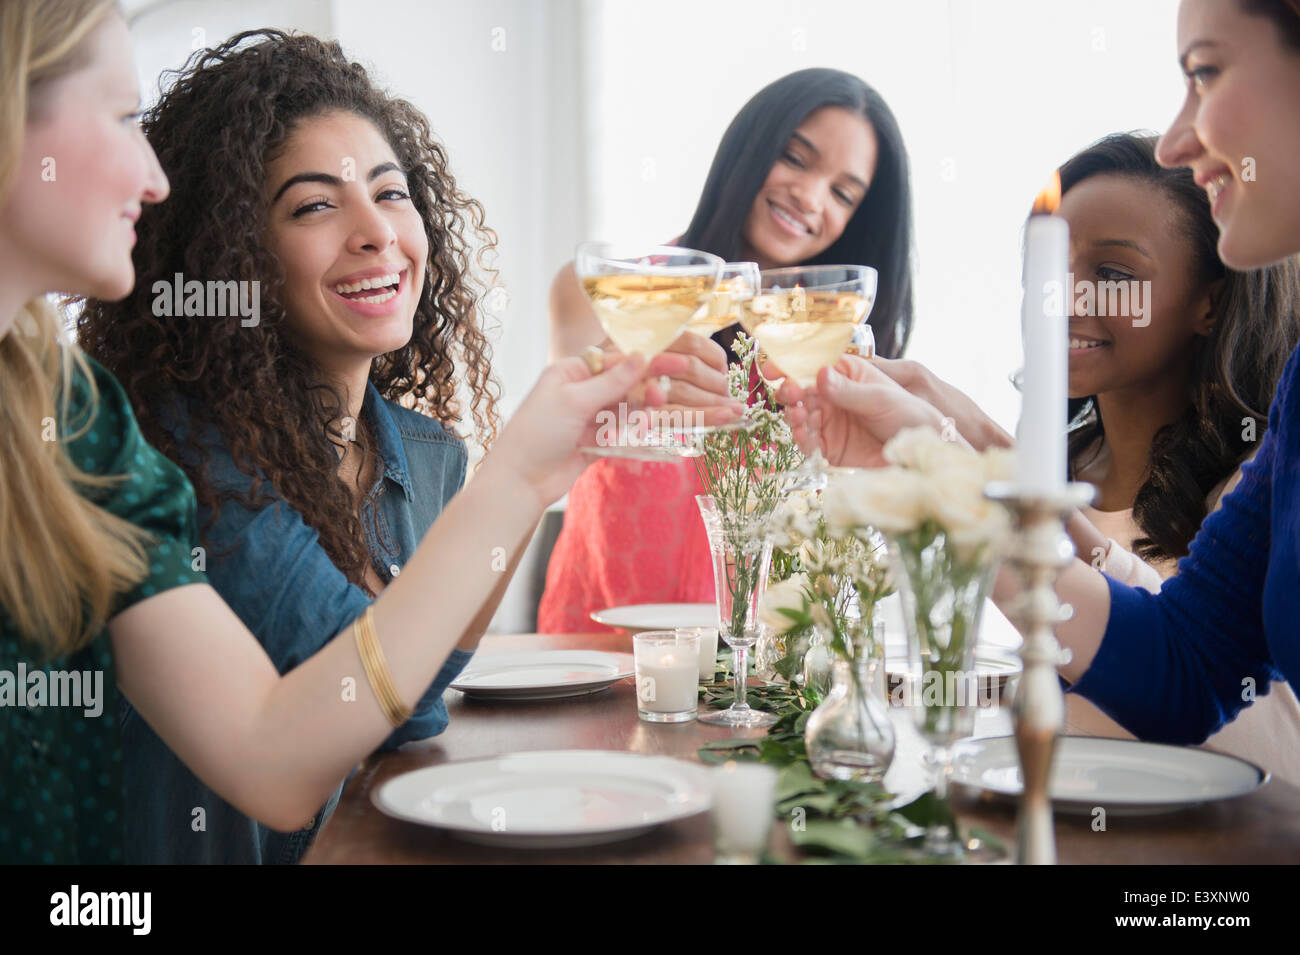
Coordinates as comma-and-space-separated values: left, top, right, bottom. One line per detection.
890, 526, 998, 859
753, 625, 786, 683
804, 634, 895, 783
696, 494, 777, 728
800, 625, 834, 706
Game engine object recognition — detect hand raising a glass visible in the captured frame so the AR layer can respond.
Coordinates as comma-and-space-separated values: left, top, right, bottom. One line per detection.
774, 354, 950, 469
576, 243, 746, 456
744, 264, 876, 487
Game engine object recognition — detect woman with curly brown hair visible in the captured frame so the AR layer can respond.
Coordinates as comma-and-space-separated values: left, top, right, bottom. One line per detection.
72, 27, 565, 863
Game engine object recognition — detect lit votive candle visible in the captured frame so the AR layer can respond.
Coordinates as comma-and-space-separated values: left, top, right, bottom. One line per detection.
677, 626, 720, 681
633, 630, 700, 723
711, 760, 778, 864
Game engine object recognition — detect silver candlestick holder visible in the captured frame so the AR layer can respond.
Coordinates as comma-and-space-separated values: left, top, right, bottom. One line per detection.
984, 481, 1095, 865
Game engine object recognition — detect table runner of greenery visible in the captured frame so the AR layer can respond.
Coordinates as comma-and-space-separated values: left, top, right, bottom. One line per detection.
696, 668, 1004, 864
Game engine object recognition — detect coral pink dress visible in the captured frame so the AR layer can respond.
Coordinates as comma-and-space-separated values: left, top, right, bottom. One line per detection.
538, 458, 716, 633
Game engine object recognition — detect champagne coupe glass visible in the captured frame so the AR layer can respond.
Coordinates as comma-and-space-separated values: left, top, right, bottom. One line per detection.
679, 261, 761, 439
743, 265, 878, 490
575, 242, 722, 460
683, 261, 761, 338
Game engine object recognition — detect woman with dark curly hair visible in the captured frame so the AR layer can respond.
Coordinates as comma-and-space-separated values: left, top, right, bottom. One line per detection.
1049, 132, 1300, 782
74, 28, 693, 863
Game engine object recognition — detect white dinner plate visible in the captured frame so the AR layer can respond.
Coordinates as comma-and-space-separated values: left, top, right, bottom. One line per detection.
372, 750, 713, 847
590, 594, 1022, 649
591, 602, 718, 633
450, 650, 634, 701
951, 735, 1269, 815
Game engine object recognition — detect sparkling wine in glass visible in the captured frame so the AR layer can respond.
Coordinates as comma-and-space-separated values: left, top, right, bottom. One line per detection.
683, 261, 760, 337
577, 243, 722, 359
743, 265, 878, 490
575, 243, 722, 460
679, 261, 761, 438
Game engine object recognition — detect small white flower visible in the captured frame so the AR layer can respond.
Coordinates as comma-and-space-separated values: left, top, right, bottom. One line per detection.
759, 572, 811, 634
823, 468, 928, 535
883, 426, 970, 474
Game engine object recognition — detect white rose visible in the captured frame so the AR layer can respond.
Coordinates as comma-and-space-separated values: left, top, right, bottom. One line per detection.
824, 468, 928, 536
980, 446, 1017, 484
923, 466, 989, 531
798, 537, 829, 571
946, 503, 1012, 565
884, 426, 971, 474
759, 572, 811, 634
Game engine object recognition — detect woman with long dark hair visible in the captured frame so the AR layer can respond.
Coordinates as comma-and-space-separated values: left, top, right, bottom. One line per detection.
540, 68, 914, 632
1059, 133, 1300, 576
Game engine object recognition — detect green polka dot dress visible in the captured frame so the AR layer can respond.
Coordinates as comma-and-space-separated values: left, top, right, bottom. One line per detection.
0, 356, 206, 864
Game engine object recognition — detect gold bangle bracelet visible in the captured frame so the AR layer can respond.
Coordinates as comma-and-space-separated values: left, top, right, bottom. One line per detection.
353, 607, 412, 727
364, 608, 411, 725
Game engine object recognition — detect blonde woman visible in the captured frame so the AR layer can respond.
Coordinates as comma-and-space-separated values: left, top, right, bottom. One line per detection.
0, 0, 671, 863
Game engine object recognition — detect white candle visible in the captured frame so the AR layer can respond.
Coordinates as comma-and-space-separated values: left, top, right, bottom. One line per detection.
678, 626, 720, 681
711, 761, 778, 863
634, 634, 700, 719
1018, 208, 1069, 494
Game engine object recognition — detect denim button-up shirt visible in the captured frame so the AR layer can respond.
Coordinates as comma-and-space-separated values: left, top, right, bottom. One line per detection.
121, 383, 473, 864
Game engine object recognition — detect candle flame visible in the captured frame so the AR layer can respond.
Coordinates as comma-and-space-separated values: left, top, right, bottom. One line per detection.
1031, 171, 1062, 215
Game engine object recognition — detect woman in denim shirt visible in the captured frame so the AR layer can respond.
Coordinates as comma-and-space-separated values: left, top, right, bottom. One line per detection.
79, 30, 514, 863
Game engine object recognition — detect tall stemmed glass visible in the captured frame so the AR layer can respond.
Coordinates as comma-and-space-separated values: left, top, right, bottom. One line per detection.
696, 494, 777, 728
743, 265, 877, 490
576, 242, 722, 459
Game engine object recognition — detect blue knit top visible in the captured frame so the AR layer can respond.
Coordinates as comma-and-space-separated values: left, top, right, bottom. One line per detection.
1072, 344, 1300, 743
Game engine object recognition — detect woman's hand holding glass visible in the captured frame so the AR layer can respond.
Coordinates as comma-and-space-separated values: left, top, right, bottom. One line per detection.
490, 350, 712, 506
773, 353, 952, 468
636, 330, 746, 429
867, 357, 1013, 452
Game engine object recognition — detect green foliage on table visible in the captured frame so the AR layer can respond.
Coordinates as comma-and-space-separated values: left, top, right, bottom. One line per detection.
696, 677, 1004, 864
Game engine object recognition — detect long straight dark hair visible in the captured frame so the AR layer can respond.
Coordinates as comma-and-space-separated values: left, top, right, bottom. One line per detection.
679, 68, 914, 359
1062, 132, 1300, 562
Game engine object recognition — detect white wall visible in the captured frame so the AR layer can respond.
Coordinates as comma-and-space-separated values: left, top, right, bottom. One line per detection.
129, 0, 334, 96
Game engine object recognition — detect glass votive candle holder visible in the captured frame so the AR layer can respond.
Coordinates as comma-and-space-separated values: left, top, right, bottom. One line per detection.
676, 626, 720, 681
711, 760, 778, 864
633, 630, 700, 723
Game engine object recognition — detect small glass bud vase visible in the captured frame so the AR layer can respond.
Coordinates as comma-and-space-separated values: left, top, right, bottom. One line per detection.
800, 625, 834, 706
754, 625, 786, 683
804, 643, 895, 783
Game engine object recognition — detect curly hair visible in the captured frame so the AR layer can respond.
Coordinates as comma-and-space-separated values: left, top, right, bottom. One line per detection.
1062, 133, 1300, 563
78, 29, 501, 585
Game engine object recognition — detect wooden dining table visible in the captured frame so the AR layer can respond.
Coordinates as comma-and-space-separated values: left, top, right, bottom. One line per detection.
303, 632, 1300, 864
